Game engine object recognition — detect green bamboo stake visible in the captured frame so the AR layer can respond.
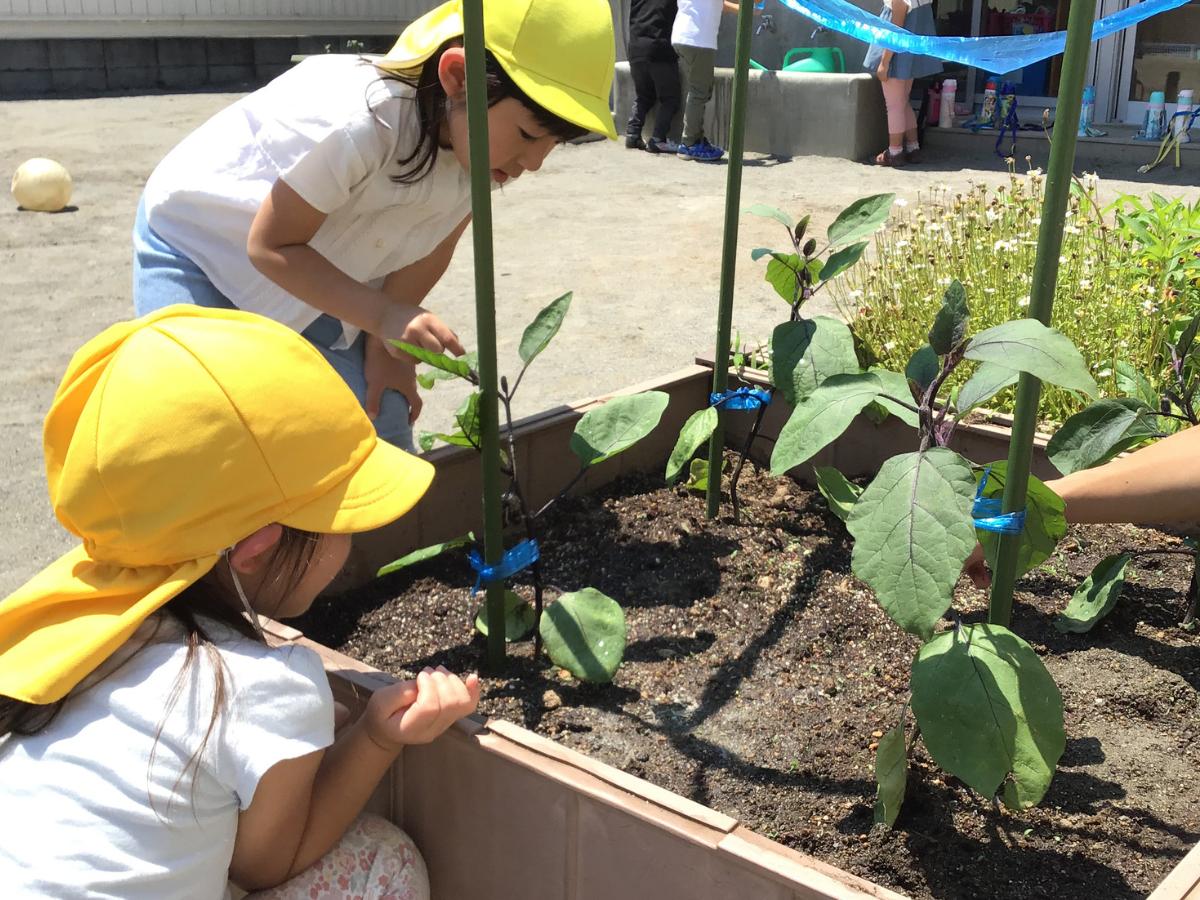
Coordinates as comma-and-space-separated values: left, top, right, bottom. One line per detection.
705, 0, 756, 519
988, 0, 1097, 626
462, 0, 506, 668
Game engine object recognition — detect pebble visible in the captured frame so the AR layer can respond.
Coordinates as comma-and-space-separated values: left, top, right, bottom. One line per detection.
542, 689, 562, 710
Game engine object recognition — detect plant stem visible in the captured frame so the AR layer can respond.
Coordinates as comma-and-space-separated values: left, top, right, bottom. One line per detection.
988, 0, 1097, 627
462, 0, 506, 670
533, 467, 589, 520
499, 378, 545, 658
729, 396, 770, 524
704, 0, 755, 520
1182, 556, 1199, 628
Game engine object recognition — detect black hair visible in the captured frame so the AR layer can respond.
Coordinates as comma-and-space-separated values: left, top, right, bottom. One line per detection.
375, 41, 590, 184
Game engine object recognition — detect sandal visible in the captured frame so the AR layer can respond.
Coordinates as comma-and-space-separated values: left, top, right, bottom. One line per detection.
873, 150, 906, 166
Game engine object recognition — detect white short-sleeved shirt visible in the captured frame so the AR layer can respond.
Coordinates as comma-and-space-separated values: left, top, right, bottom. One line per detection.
0, 616, 334, 900
143, 54, 473, 348
672, 0, 724, 49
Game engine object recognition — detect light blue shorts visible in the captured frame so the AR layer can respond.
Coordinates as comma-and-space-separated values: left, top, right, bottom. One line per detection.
131, 195, 414, 450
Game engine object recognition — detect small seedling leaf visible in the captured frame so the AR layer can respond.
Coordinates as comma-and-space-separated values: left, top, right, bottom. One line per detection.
813, 466, 863, 522
389, 341, 473, 380
475, 590, 536, 642
827, 193, 895, 248
685, 457, 711, 492
928, 280, 970, 355
819, 241, 869, 282
911, 624, 1065, 809
956, 362, 1018, 415
666, 407, 719, 484
847, 449, 976, 638
1047, 398, 1158, 476
540, 588, 626, 682
770, 373, 882, 475
743, 203, 794, 229
519, 292, 573, 365
964, 319, 1097, 396
976, 461, 1066, 579
1055, 553, 1131, 633
873, 725, 908, 828
904, 345, 940, 394
377, 532, 475, 577
571, 391, 669, 467
770, 316, 860, 406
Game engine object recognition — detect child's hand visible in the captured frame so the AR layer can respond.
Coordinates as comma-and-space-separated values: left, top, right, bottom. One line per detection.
364, 666, 481, 752
379, 302, 465, 360
962, 543, 991, 589
876, 60, 890, 82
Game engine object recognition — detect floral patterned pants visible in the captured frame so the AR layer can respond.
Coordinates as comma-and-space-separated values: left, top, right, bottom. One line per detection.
247, 814, 430, 900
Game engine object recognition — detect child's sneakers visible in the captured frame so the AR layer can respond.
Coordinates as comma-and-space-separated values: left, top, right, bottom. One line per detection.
645, 138, 679, 155
677, 138, 725, 162
625, 134, 646, 150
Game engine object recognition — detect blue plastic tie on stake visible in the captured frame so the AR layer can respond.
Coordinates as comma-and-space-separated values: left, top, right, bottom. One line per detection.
972, 468, 1026, 535
467, 538, 540, 595
776, 0, 1188, 71
710, 387, 772, 410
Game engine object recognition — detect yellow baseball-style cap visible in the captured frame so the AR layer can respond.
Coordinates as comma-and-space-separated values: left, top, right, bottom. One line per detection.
0, 306, 434, 704
377, 0, 618, 140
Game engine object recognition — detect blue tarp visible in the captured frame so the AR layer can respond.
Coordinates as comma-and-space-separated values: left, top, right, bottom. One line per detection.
776, 0, 1190, 71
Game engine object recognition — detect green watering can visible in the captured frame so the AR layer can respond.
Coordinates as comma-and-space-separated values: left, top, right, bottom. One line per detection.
749, 47, 846, 73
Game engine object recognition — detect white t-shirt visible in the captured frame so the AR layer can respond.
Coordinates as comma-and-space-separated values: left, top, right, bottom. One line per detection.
0, 616, 334, 900
143, 54, 473, 348
672, 0, 724, 50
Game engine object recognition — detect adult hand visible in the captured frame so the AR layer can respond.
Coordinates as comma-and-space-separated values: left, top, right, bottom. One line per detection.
364, 334, 423, 425
876, 60, 890, 82
364, 666, 481, 752
378, 302, 465, 360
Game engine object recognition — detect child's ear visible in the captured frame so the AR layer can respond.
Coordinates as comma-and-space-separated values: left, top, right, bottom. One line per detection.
437, 46, 467, 97
228, 524, 284, 574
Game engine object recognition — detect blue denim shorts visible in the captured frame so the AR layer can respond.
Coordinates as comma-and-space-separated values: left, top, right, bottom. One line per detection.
131, 195, 414, 450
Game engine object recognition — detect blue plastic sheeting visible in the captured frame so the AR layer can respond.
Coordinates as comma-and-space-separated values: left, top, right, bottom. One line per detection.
777, 0, 1190, 72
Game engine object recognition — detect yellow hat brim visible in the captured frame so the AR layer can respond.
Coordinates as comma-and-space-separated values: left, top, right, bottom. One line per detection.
502, 60, 618, 140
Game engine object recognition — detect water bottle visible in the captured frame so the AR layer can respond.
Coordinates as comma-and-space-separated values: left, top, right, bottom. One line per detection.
1176, 89, 1194, 143
1144, 90, 1166, 140
939, 78, 957, 128
1078, 84, 1095, 137
980, 80, 998, 127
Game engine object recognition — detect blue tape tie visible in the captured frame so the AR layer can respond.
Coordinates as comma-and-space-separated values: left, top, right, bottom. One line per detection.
467, 539, 540, 595
973, 468, 1026, 535
710, 387, 772, 410
776, 0, 1188, 72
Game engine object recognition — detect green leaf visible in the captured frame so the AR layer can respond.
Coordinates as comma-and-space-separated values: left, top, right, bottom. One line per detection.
847, 449, 976, 638
455, 392, 482, 446
975, 462, 1066, 579
769, 317, 861, 406
475, 590, 536, 642
873, 725, 908, 827
1047, 398, 1158, 476
813, 466, 863, 522
770, 373, 883, 475
827, 193, 896, 248
1055, 553, 1131, 633
1176, 312, 1200, 361
571, 391, 669, 467
666, 407, 719, 484
819, 241, 869, 282
540, 588, 626, 682
1114, 360, 1159, 408
765, 253, 803, 303
685, 457, 711, 492
419, 430, 476, 449
743, 203, 793, 228
928, 280, 970, 355
417, 432, 436, 452
956, 363, 1018, 415
519, 292, 572, 365
910, 624, 1065, 809
416, 367, 457, 390
870, 368, 920, 428
389, 341, 473, 380
377, 533, 474, 577
904, 345, 940, 394
964, 319, 1097, 396
750, 247, 777, 261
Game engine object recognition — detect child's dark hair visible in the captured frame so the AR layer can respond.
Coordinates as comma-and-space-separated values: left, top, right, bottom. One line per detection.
378, 41, 590, 184
0, 527, 320, 744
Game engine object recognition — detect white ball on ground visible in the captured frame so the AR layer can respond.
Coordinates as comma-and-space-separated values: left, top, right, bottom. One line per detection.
11, 158, 73, 212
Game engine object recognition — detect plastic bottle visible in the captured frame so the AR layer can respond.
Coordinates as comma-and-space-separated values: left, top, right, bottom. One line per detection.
1144, 90, 1166, 140
927, 83, 942, 126
980, 80, 998, 127
1176, 89, 1194, 143
939, 78, 957, 128
1078, 84, 1095, 137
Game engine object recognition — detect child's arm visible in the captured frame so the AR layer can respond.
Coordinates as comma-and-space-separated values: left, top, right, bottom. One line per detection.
246, 179, 465, 357
228, 666, 480, 891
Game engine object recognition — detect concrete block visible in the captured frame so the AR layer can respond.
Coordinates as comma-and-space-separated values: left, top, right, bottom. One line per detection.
0, 40, 50, 72
208, 64, 255, 85
156, 38, 206, 69
104, 39, 157, 70
48, 40, 104, 70
252, 38, 299, 65
206, 38, 253, 66
50, 67, 99, 94
253, 63, 290, 83
105, 66, 158, 90
0, 70, 53, 95
158, 65, 208, 90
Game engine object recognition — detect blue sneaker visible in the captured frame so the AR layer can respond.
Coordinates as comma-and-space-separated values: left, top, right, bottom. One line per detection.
676, 137, 725, 161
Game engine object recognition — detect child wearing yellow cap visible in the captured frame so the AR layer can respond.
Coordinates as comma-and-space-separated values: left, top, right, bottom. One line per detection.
132, 0, 617, 450
0, 306, 478, 898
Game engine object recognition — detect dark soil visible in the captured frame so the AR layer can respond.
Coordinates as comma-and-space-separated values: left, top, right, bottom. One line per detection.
298, 458, 1200, 900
